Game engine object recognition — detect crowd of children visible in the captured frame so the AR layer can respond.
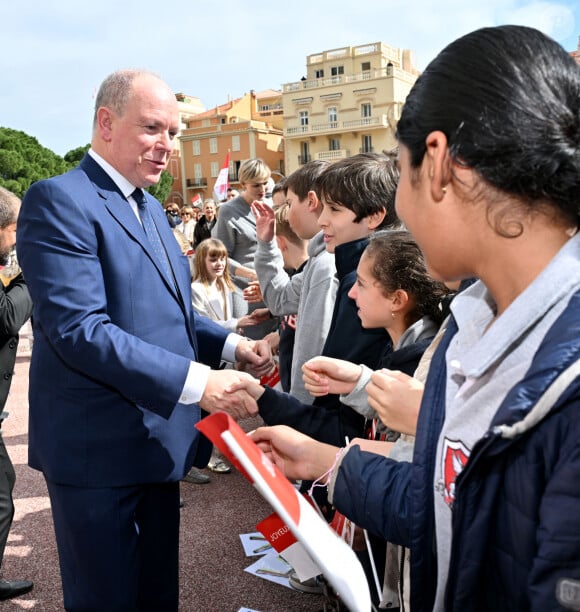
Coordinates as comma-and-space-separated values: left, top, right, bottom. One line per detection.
178, 24, 580, 610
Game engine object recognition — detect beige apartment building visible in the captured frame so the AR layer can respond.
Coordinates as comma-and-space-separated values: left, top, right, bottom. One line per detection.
165, 41, 419, 207
165, 93, 206, 207
282, 42, 419, 175
175, 90, 285, 205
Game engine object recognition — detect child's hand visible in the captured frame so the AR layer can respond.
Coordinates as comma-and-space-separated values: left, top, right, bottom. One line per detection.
366, 369, 424, 436
237, 308, 271, 328
243, 281, 263, 303
302, 356, 363, 397
251, 201, 276, 242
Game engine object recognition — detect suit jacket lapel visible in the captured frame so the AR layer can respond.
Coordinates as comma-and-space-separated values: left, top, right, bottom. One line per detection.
79, 155, 181, 301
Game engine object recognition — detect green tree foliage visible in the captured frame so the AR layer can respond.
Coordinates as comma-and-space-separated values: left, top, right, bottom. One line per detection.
0, 127, 174, 205
147, 170, 174, 204
0, 127, 74, 197
64, 144, 90, 165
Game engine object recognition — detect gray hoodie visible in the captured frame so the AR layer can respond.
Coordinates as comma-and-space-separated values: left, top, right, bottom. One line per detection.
254, 231, 337, 403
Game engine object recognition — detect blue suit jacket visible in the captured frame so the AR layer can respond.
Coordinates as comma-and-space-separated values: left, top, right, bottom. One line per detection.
17, 154, 229, 486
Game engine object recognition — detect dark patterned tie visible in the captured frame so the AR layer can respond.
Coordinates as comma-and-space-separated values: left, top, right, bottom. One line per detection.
131, 188, 173, 281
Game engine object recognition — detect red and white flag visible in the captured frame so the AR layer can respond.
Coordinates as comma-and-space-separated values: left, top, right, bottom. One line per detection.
213, 153, 230, 202
196, 412, 371, 611
191, 193, 202, 208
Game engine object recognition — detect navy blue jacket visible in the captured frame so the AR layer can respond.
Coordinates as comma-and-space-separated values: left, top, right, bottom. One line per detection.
316, 237, 389, 387
334, 289, 580, 611
258, 236, 390, 445
18, 155, 229, 487
258, 336, 429, 447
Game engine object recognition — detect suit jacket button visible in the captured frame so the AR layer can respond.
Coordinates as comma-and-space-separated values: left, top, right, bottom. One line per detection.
8, 340, 16, 349
3, 373, 11, 380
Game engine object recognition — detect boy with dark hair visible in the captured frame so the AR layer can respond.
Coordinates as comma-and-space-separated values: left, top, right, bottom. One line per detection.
246, 152, 400, 596
315, 152, 399, 370
248, 152, 400, 445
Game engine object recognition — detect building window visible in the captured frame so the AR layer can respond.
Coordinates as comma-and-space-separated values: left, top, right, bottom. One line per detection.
209, 138, 218, 154
210, 161, 219, 178
329, 138, 340, 151
362, 135, 373, 153
328, 106, 338, 125
299, 141, 310, 165
202, 119, 210, 128
232, 135, 240, 151
315, 69, 324, 78
194, 163, 202, 179
330, 66, 344, 76
192, 140, 200, 156
299, 110, 309, 127
361, 103, 372, 118
361, 61, 371, 72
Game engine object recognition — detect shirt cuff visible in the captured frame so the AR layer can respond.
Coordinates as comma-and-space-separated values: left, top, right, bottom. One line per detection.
179, 362, 211, 405
222, 333, 242, 363
179, 333, 243, 404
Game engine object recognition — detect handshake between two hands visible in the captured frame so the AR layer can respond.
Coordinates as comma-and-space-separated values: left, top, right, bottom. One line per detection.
199, 336, 274, 420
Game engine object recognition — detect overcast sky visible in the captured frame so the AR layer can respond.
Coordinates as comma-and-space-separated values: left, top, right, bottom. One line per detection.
2, 0, 579, 156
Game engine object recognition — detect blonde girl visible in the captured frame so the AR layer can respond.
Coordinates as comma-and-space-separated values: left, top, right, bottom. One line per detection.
191, 238, 269, 334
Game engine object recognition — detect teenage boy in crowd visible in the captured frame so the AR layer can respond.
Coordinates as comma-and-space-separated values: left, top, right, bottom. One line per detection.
243, 152, 399, 445
251, 160, 337, 404
271, 202, 310, 393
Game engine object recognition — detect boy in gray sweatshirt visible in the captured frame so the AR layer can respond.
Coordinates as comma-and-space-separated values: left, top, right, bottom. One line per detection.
251, 161, 337, 404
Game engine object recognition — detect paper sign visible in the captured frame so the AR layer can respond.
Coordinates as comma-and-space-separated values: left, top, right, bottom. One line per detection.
239, 532, 272, 557
244, 551, 294, 589
196, 412, 371, 612
257, 512, 320, 581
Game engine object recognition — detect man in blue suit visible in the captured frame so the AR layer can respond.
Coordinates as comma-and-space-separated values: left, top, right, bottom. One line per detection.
17, 70, 272, 611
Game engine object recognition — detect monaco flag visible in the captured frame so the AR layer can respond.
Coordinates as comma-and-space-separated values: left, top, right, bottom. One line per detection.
213, 153, 230, 202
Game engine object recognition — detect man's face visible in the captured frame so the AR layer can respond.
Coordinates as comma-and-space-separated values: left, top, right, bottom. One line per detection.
0, 222, 17, 266
99, 74, 180, 188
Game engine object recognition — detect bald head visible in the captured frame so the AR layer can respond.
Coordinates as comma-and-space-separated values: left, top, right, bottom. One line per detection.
91, 69, 179, 188
92, 69, 173, 132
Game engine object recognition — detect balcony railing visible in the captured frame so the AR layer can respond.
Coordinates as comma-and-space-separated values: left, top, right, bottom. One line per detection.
285, 114, 388, 137
316, 149, 350, 161
286, 125, 310, 135
186, 177, 207, 188
283, 66, 416, 93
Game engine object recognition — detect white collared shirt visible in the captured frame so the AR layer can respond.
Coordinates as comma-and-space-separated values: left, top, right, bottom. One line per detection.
87, 148, 241, 405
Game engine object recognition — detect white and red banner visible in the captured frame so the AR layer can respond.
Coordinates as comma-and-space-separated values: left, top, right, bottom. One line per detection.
191, 193, 202, 208
196, 412, 371, 611
213, 153, 230, 202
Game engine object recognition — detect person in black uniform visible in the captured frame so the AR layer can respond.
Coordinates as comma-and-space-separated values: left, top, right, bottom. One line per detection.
0, 187, 33, 601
